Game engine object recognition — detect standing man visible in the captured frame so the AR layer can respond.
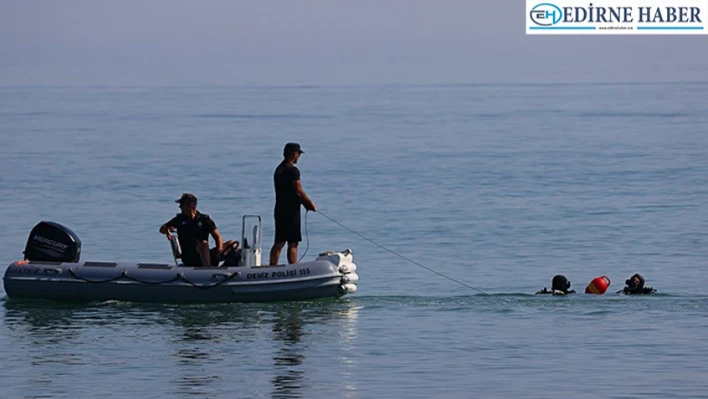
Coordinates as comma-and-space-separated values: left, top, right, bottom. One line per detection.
269, 142, 316, 265
160, 193, 223, 267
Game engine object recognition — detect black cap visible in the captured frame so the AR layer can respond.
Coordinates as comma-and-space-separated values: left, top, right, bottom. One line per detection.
175, 193, 198, 204
283, 142, 304, 156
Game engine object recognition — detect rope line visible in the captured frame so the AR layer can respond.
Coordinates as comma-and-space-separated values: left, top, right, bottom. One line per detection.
68, 268, 240, 289
298, 211, 310, 263
316, 210, 488, 295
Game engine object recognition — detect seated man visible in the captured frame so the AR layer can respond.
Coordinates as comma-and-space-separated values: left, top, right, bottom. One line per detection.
536, 274, 576, 295
620, 273, 657, 295
160, 193, 224, 267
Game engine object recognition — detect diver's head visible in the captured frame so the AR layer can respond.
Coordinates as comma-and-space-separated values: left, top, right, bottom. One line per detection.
625, 273, 645, 291
552, 274, 571, 293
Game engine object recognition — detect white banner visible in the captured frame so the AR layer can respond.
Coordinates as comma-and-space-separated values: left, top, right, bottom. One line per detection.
526, 0, 708, 34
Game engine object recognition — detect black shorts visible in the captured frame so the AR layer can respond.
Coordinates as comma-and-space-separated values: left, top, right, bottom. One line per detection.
181, 251, 203, 267
274, 210, 302, 243
181, 248, 221, 267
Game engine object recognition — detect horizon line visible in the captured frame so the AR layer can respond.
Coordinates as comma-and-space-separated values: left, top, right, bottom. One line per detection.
1, 80, 707, 89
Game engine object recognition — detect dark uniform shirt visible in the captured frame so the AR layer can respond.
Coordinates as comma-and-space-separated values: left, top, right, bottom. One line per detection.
166, 212, 217, 266
274, 160, 301, 215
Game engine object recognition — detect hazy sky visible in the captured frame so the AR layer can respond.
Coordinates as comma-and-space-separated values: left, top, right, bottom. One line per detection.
1, 0, 706, 85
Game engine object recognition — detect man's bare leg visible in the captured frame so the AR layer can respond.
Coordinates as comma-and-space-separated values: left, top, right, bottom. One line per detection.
270, 242, 285, 265
287, 242, 299, 264
197, 241, 211, 266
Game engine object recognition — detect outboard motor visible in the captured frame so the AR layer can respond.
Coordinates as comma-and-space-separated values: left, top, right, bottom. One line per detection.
23, 221, 81, 263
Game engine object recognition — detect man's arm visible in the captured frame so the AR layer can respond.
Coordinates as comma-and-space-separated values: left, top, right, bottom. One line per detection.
203, 215, 223, 253
295, 180, 316, 212
160, 218, 177, 239
211, 228, 223, 253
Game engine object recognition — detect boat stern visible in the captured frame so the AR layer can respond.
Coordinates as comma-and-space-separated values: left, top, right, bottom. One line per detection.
316, 248, 358, 296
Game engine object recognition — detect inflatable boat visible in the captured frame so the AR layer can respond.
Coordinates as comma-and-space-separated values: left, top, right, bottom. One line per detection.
3, 216, 359, 304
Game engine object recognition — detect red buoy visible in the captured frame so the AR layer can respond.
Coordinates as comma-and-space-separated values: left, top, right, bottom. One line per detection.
585, 276, 611, 295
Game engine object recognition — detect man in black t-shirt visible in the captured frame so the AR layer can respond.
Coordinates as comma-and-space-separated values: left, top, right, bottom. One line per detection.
160, 193, 224, 267
269, 143, 317, 265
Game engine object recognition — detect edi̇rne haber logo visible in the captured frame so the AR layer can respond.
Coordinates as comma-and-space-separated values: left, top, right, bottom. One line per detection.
526, 0, 708, 34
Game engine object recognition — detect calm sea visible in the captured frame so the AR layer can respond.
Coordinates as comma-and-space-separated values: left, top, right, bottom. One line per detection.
1, 83, 707, 398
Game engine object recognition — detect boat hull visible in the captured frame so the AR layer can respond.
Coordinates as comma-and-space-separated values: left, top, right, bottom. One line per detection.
3, 251, 358, 304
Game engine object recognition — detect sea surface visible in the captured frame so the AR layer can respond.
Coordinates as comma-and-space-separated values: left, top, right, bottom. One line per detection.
1, 83, 707, 398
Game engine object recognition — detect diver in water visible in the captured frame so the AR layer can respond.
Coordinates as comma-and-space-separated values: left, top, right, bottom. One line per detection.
536, 274, 577, 295
619, 273, 657, 295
